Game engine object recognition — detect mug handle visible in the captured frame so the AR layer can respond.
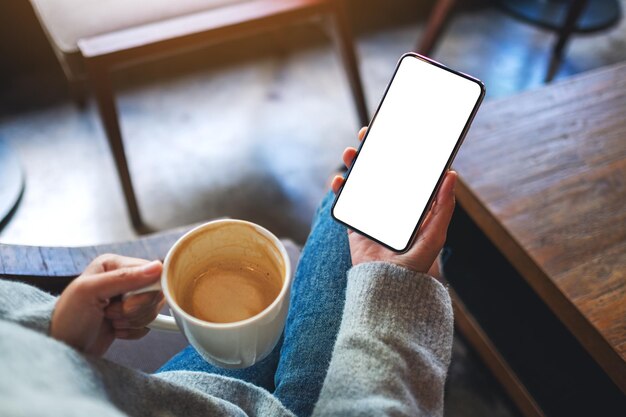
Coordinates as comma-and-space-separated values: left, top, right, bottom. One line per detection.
124, 283, 180, 332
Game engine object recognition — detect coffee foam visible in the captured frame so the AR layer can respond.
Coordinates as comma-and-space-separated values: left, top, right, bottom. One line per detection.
166, 221, 286, 324
180, 260, 282, 323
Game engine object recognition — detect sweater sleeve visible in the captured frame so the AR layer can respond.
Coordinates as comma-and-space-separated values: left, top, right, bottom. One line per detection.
0, 279, 58, 334
312, 262, 454, 417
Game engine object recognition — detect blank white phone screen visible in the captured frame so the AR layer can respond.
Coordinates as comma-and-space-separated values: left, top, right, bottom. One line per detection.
332, 55, 483, 251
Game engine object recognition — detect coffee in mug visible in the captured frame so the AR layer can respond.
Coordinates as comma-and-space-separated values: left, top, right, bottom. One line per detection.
178, 259, 283, 323
128, 220, 291, 368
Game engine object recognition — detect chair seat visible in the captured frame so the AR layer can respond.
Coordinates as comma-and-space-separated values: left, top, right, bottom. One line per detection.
30, 0, 251, 53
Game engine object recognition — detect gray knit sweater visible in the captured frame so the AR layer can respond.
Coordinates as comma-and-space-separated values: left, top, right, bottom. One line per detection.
0, 262, 453, 417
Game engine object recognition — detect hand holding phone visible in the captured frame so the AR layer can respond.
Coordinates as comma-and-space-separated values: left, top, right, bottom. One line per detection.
332, 129, 457, 275
332, 53, 484, 253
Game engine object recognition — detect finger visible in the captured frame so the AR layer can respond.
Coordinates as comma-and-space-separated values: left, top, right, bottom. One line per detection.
123, 291, 163, 316
342, 147, 358, 168
111, 295, 165, 329
358, 126, 367, 141
124, 294, 164, 325
420, 171, 457, 229
84, 254, 150, 275
104, 300, 124, 319
417, 171, 457, 250
331, 175, 345, 194
111, 307, 158, 329
82, 260, 163, 300
115, 327, 150, 340
104, 291, 163, 320
98, 254, 151, 272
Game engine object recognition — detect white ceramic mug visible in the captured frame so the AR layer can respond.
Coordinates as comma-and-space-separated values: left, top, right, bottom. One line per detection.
131, 219, 291, 369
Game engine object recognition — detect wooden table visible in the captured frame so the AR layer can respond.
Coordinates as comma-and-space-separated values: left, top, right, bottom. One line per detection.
453, 63, 626, 401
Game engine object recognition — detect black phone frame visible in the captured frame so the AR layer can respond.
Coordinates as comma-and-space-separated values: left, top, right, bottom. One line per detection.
331, 52, 486, 253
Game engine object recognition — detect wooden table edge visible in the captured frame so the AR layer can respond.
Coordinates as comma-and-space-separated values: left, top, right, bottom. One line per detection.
455, 176, 626, 394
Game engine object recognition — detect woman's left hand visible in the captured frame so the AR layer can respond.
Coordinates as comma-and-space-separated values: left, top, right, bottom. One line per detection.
50, 254, 165, 356
331, 127, 447, 279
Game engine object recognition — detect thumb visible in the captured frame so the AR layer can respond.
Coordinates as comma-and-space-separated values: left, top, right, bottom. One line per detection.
417, 171, 457, 249
84, 261, 163, 300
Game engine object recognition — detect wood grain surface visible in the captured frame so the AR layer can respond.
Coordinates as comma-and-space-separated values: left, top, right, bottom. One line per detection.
453, 63, 626, 392
0, 225, 194, 293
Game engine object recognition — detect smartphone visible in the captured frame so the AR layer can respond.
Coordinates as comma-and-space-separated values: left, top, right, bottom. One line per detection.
332, 53, 485, 252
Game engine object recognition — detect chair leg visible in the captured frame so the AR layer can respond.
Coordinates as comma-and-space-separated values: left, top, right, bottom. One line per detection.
84, 61, 150, 234
416, 0, 457, 56
545, 0, 589, 82
328, 0, 369, 127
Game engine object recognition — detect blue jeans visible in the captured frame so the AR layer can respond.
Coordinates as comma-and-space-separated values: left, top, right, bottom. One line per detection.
158, 191, 352, 417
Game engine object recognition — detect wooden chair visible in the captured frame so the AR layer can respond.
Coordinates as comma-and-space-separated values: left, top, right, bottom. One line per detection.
29, 0, 369, 233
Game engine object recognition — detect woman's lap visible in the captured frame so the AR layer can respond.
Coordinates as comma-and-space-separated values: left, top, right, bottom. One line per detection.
272, 192, 352, 415
158, 337, 282, 391
157, 191, 352, 416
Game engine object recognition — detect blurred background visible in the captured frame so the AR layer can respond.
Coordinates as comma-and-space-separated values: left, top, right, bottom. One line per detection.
2, 0, 625, 246
0, 1, 624, 416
